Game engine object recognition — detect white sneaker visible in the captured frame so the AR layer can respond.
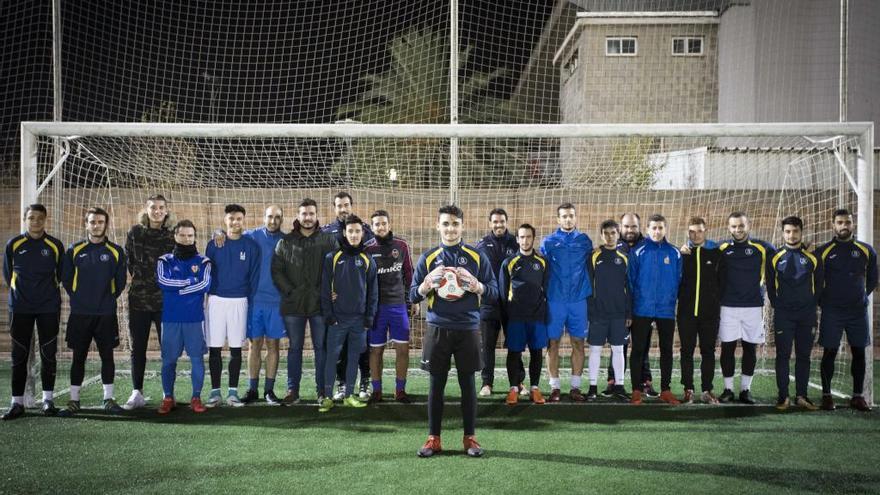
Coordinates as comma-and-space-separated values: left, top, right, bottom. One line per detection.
358, 390, 370, 400
123, 390, 146, 410
226, 393, 245, 408
519, 385, 529, 397
479, 385, 492, 397
333, 389, 345, 401
205, 392, 223, 409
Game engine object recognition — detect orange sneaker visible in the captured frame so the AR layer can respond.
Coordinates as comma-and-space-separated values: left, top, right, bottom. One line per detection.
630, 389, 643, 405
659, 390, 681, 405
158, 396, 176, 415
418, 435, 442, 458
190, 397, 206, 414
530, 388, 546, 405
505, 388, 519, 406
463, 435, 483, 457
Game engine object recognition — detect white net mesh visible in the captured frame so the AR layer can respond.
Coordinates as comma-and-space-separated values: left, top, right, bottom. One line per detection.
25, 124, 870, 400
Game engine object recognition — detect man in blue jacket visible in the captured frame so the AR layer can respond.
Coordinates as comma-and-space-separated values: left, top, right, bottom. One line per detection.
319, 215, 377, 412
156, 220, 212, 414
411, 205, 498, 458
768, 216, 821, 411
204, 204, 261, 408
816, 208, 877, 412
540, 202, 592, 402
475, 208, 519, 397
717, 212, 775, 405
58, 207, 128, 417
2, 204, 65, 420
628, 214, 681, 405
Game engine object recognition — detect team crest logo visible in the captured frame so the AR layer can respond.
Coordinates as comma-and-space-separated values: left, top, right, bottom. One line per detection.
191, 265, 200, 274
433, 259, 443, 267
391, 248, 400, 259
100, 253, 110, 262
355, 258, 363, 267
745, 248, 754, 256
614, 257, 622, 265
458, 256, 468, 266
240, 251, 246, 261
663, 256, 670, 265
40, 248, 50, 257
533, 262, 541, 270
852, 250, 860, 258
506, 248, 516, 255
799, 257, 808, 265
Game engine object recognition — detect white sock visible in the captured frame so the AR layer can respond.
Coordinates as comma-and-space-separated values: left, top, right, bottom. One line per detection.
549, 377, 561, 390
42, 391, 53, 402
70, 385, 81, 401
103, 383, 114, 401
588, 346, 602, 386
740, 374, 753, 391
723, 376, 734, 390
611, 345, 624, 387
570, 374, 582, 389
12, 396, 24, 406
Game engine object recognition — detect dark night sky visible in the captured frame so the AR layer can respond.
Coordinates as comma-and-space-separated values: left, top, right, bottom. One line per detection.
1, 0, 554, 172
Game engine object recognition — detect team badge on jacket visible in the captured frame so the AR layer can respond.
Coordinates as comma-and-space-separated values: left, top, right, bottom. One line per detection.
239, 251, 246, 260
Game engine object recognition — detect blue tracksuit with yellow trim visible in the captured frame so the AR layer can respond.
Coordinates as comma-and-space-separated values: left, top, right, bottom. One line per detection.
4, 233, 64, 313
718, 238, 775, 308
476, 231, 519, 320
61, 239, 127, 315
498, 252, 548, 323
321, 245, 379, 326
410, 242, 498, 331
767, 244, 822, 314
816, 238, 878, 310
588, 246, 631, 320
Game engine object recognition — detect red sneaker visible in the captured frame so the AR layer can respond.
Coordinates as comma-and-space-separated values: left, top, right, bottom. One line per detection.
659, 390, 681, 405
505, 388, 519, 406
395, 390, 412, 404
418, 435, 442, 458
463, 435, 483, 457
157, 397, 176, 415
530, 388, 546, 405
190, 397, 206, 414
630, 390, 643, 405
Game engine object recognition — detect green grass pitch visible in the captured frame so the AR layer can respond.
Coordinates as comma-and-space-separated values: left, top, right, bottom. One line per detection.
1, 357, 878, 494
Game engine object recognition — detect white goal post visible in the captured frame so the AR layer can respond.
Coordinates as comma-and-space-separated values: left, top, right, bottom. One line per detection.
19, 121, 875, 405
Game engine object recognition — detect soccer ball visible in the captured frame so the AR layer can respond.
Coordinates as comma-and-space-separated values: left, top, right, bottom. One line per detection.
436, 269, 465, 301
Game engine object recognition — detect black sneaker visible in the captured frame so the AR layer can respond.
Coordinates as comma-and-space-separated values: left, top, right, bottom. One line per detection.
738, 390, 756, 405
42, 400, 58, 416
611, 385, 631, 402
57, 400, 81, 418
643, 382, 659, 398
241, 389, 259, 404
586, 385, 598, 401
264, 390, 282, 406
103, 398, 124, 414
358, 381, 370, 400
718, 389, 735, 403
601, 382, 615, 397
1, 403, 25, 421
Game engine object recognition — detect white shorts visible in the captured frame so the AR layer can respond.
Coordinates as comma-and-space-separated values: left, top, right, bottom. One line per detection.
719, 306, 765, 344
206, 295, 248, 348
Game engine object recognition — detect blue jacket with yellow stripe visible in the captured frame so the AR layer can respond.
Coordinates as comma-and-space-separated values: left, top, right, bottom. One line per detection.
498, 251, 548, 322
4, 233, 64, 313
588, 246, 631, 320
816, 238, 878, 309
321, 242, 378, 327
718, 238, 775, 308
410, 242, 498, 331
767, 244, 821, 312
61, 239, 127, 315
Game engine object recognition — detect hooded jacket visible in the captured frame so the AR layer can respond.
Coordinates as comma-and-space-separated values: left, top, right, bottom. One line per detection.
321, 238, 378, 326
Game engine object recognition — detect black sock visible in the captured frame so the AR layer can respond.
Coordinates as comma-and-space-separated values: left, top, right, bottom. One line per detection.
851, 346, 866, 395
528, 349, 543, 387
820, 348, 838, 395
428, 373, 448, 436
98, 346, 115, 385
209, 347, 223, 390
720, 341, 737, 381
70, 347, 89, 387
458, 373, 477, 436
506, 351, 522, 389
228, 348, 242, 389
741, 342, 757, 377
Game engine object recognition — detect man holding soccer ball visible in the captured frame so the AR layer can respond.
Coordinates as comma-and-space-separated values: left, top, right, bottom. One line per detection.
411, 205, 498, 458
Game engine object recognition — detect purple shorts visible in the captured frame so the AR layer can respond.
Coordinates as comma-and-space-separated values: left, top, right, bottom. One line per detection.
369, 304, 410, 346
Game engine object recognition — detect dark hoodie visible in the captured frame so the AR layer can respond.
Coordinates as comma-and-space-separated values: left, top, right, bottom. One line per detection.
124, 211, 175, 312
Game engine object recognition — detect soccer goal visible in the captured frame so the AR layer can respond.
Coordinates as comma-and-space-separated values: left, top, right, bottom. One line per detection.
19, 121, 875, 404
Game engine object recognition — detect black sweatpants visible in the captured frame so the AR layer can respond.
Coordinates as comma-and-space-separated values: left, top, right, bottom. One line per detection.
678, 315, 719, 392
10, 312, 60, 396
630, 317, 675, 392
129, 309, 162, 391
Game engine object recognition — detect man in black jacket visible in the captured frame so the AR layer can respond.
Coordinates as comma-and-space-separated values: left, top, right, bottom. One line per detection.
123, 194, 175, 410
272, 198, 338, 404
677, 217, 721, 404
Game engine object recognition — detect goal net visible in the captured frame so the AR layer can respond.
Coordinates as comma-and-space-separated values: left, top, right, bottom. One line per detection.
20, 121, 875, 404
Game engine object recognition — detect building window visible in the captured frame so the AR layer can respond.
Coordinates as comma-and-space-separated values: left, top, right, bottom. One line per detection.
606, 37, 637, 57
563, 49, 578, 81
672, 36, 704, 56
